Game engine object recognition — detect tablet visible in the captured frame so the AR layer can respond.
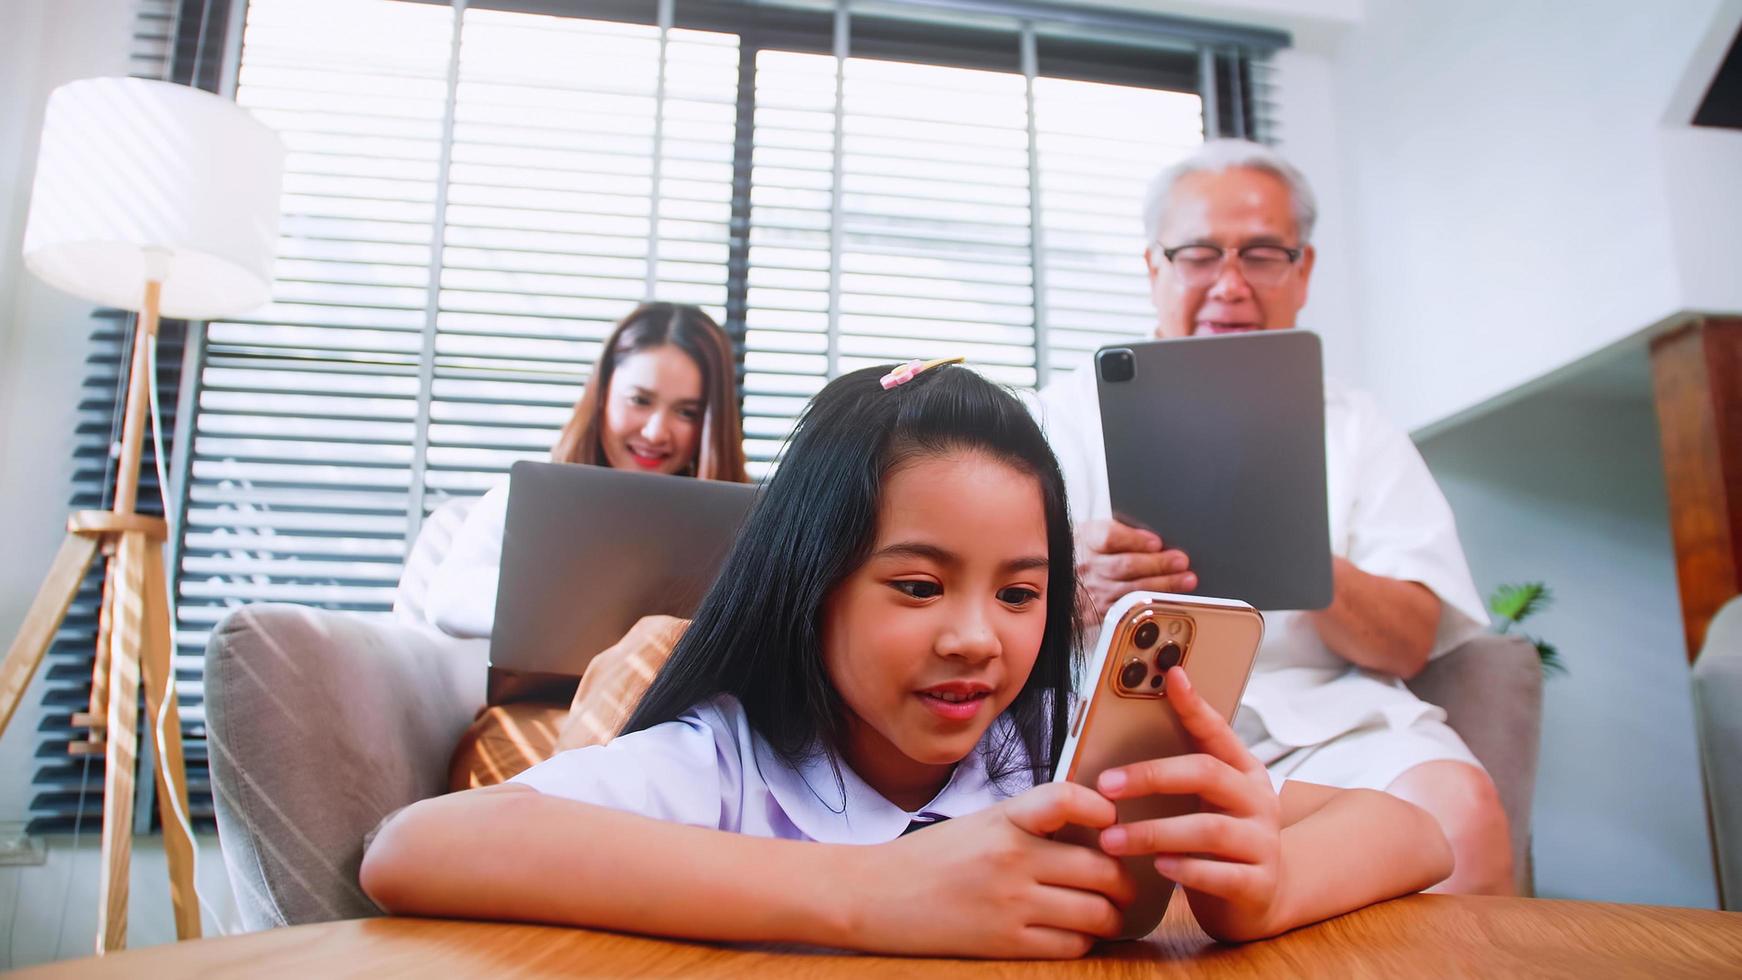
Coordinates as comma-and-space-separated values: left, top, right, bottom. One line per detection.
1095, 331, 1331, 611
488, 460, 757, 703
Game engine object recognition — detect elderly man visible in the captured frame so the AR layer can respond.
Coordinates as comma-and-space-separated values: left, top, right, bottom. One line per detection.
1037, 138, 1513, 895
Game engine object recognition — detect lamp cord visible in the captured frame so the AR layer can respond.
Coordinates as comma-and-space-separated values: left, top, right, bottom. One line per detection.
49, 757, 92, 960
146, 337, 231, 938
189, 0, 213, 89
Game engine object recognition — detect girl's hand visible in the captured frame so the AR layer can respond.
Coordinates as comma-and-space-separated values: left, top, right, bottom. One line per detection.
1094, 666, 1289, 942
847, 781, 1137, 959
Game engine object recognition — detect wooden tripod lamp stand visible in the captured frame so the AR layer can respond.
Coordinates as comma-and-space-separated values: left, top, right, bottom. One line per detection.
0, 76, 282, 953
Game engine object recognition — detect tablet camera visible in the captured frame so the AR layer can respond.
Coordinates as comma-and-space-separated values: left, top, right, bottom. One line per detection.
1097, 348, 1135, 384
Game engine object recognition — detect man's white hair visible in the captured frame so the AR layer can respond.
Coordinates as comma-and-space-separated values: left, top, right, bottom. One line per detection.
1141, 138, 1318, 244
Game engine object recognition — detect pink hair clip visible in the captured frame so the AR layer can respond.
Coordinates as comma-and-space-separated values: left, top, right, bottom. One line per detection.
880, 355, 965, 390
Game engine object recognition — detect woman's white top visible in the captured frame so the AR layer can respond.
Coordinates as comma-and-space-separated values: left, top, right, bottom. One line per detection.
424, 482, 510, 638
511, 695, 1029, 843
1037, 362, 1489, 750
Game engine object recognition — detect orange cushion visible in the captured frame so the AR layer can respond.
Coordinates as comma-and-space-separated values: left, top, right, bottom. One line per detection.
445, 615, 688, 792
553, 614, 686, 752
447, 702, 567, 792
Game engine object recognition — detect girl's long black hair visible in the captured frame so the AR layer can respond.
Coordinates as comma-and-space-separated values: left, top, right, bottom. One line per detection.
620, 363, 1082, 785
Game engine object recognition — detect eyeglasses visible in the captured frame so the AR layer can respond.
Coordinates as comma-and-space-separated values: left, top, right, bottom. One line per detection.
1156, 243, 1303, 287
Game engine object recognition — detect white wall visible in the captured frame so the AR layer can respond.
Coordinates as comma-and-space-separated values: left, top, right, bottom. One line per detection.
1269, 44, 1361, 384
1661, 1, 1742, 317
1661, 126, 1742, 313
0, 0, 134, 828
1098, 0, 1742, 423
1419, 361, 1718, 908
1327, 0, 1733, 905
0, 0, 241, 965
1332, 0, 1742, 431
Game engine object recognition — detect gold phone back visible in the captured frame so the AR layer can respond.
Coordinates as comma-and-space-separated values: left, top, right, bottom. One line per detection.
1054, 595, 1263, 940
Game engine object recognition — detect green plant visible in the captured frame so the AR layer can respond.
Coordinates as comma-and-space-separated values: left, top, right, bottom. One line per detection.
1488, 582, 1563, 676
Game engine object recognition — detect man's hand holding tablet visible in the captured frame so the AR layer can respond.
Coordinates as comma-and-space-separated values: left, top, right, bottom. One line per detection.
1075, 519, 1198, 622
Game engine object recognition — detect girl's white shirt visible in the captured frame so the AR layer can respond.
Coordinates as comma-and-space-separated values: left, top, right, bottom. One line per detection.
510, 695, 1031, 843
425, 482, 510, 638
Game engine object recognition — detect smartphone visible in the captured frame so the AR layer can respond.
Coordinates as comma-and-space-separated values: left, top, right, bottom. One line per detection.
1051, 591, 1264, 940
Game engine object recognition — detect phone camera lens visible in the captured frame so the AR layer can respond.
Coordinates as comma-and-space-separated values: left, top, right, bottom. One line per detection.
1118, 659, 1148, 690
1155, 641, 1183, 671
1132, 621, 1160, 649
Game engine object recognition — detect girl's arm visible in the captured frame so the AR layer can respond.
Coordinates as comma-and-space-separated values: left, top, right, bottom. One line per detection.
1261, 780, 1452, 937
362, 779, 1136, 959
1094, 667, 1452, 943
363, 783, 854, 943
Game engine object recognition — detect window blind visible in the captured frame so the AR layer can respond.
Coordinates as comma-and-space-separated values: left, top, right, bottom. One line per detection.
24, 0, 1284, 831
744, 49, 1043, 473
425, 9, 739, 504
129, 0, 177, 80
1033, 75, 1204, 387
739, 15, 1212, 470
157, 1, 740, 837
188, 0, 455, 630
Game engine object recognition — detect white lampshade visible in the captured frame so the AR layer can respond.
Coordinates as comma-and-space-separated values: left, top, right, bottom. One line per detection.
22, 76, 284, 320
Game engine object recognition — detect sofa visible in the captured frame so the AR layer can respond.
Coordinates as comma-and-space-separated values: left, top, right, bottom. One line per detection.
1693, 594, 1742, 910
206, 499, 1544, 930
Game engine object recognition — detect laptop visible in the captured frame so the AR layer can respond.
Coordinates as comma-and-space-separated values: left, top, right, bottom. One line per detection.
1094, 330, 1332, 611
487, 460, 758, 704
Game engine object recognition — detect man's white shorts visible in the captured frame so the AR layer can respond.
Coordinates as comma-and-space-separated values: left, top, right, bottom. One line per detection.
1250, 715, 1483, 793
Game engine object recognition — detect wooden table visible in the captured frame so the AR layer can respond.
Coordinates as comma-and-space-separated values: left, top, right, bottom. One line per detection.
19, 894, 1742, 978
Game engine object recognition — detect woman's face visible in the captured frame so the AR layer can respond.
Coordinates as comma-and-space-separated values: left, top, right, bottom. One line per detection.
600, 344, 705, 477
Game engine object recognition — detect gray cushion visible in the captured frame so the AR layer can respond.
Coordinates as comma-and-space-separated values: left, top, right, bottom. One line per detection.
205, 604, 487, 928
1407, 631, 1542, 893
1694, 595, 1742, 910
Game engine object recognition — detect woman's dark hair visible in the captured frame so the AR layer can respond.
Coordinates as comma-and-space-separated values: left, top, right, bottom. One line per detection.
622, 363, 1081, 785
551, 302, 749, 483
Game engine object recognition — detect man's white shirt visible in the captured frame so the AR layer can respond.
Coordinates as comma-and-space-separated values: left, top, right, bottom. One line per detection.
1036, 350, 1489, 750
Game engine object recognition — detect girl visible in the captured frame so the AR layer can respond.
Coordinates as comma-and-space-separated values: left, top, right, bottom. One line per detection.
364, 363, 1452, 957
424, 302, 750, 638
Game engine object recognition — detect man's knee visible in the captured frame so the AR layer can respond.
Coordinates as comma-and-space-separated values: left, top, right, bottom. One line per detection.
1386, 761, 1514, 895
1395, 761, 1507, 832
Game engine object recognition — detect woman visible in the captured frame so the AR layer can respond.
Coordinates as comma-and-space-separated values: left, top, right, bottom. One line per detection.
424, 302, 749, 638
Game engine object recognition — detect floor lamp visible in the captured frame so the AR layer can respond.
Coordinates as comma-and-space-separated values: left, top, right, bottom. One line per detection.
0, 76, 282, 953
